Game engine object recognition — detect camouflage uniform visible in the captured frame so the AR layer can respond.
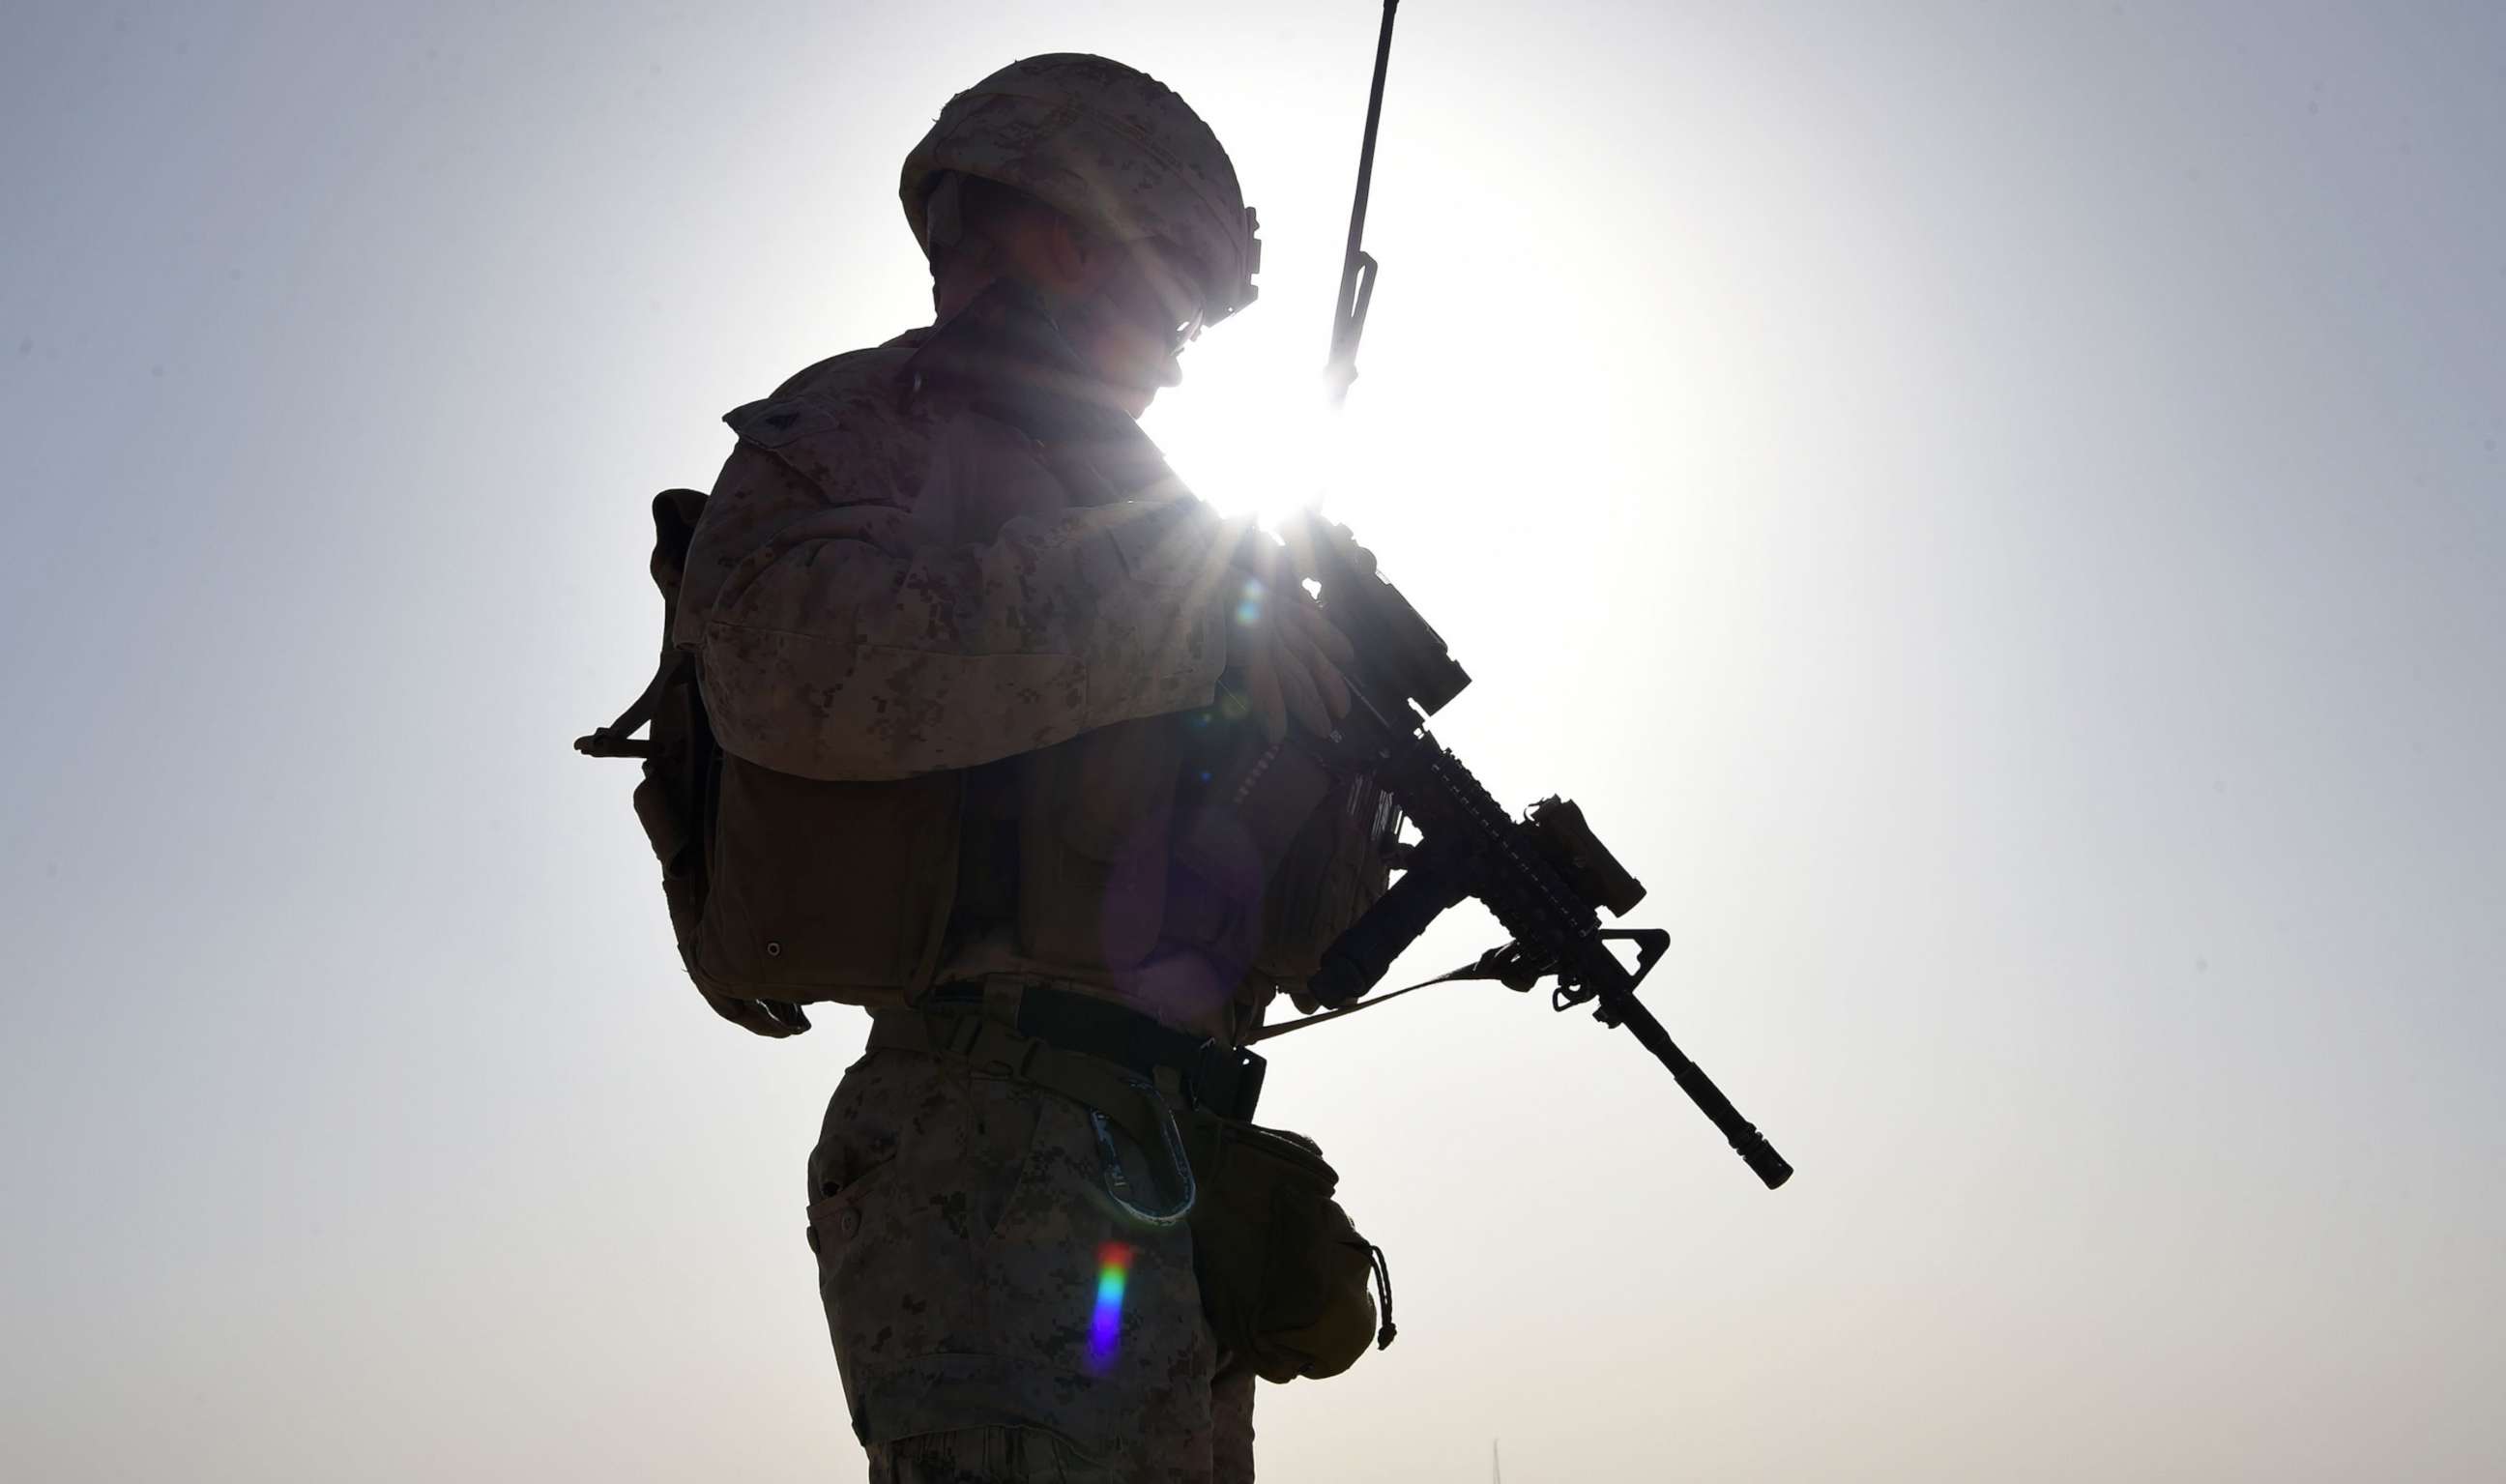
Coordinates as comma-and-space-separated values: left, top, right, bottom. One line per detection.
682, 335, 1259, 1477
806, 1049, 1252, 1482
676, 54, 1280, 1481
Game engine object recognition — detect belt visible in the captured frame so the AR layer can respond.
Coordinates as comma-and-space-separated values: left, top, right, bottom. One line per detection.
866, 977, 1262, 1227
870, 977, 1268, 1122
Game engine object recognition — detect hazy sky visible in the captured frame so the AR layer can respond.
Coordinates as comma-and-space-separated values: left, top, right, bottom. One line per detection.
4, 2, 2500, 1479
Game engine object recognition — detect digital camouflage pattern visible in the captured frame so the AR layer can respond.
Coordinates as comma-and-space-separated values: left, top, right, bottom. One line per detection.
901, 54, 1260, 324
682, 50, 1297, 1477
809, 1045, 1255, 1482
674, 335, 1231, 783
681, 333, 1265, 1470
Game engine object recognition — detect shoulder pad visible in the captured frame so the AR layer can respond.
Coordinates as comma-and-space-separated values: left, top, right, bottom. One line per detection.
722, 339, 921, 451
724, 395, 839, 451
720, 340, 930, 503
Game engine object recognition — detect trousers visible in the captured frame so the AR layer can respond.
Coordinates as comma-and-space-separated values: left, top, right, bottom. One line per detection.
808, 1045, 1256, 1482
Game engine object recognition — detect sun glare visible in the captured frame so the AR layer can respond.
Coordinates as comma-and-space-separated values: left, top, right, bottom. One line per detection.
1147, 342, 1353, 529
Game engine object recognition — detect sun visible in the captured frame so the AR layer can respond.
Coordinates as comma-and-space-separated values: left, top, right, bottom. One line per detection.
1143, 333, 1353, 529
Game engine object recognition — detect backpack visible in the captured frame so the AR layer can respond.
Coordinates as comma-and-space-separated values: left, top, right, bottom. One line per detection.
575, 489, 962, 1037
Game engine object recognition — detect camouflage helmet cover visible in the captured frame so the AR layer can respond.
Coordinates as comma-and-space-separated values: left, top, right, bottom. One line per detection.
902, 54, 1261, 324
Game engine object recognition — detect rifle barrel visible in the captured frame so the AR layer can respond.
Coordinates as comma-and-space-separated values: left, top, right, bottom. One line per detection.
1599, 985, 1795, 1190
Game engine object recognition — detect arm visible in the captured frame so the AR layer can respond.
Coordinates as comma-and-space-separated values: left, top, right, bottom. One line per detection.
687, 443, 1232, 782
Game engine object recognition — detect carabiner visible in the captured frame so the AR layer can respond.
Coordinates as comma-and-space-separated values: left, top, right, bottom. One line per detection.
1088, 1073, 1197, 1228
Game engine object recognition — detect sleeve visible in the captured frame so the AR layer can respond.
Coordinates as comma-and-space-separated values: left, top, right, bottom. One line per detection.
685, 442, 1233, 782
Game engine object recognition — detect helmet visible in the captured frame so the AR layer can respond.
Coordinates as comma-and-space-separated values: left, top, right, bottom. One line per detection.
901, 54, 1261, 326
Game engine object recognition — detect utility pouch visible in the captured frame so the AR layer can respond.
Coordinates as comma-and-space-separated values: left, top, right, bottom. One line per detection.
696, 759, 961, 1003
577, 489, 963, 1032
1182, 1111, 1394, 1383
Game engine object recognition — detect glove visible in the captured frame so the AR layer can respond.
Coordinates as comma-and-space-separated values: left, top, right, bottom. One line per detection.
1226, 580, 1355, 744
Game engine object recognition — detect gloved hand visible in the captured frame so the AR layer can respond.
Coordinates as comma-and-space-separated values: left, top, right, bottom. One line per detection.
1226, 580, 1355, 744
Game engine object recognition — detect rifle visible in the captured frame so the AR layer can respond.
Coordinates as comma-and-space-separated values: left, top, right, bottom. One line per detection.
1246, 509, 1793, 1190
1248, 0, 1793, 1190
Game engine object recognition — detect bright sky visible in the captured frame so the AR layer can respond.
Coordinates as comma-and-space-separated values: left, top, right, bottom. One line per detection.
5, 3, 2501, 1479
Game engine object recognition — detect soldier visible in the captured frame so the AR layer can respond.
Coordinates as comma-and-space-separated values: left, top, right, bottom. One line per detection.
669, 54, 1385, 1483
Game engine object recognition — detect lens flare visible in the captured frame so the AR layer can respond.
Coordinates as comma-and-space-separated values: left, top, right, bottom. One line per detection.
1088, 1241, 1133, 1373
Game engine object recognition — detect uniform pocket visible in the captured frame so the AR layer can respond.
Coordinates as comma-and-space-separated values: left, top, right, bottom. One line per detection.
975, 1074, 1090, 1241
803, 1162, 892, 1257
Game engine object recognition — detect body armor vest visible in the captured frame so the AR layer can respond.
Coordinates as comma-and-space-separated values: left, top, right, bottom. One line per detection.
585, 285, 1396, 1032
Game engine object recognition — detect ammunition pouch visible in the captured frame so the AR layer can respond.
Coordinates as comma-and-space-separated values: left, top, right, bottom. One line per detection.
1245, 757, 1401, 992
1183, 1112, 1394, 1383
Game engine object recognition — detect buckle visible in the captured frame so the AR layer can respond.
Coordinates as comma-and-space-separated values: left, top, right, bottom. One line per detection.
1185, 1038, 1267, 1121
933, 1013, 1042, 1080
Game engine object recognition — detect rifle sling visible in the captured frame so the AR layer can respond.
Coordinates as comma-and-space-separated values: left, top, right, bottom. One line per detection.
1247, 957, 1500, 1044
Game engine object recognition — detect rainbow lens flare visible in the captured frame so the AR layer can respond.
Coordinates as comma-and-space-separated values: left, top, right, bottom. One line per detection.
1088, 1241, 1133, 1373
